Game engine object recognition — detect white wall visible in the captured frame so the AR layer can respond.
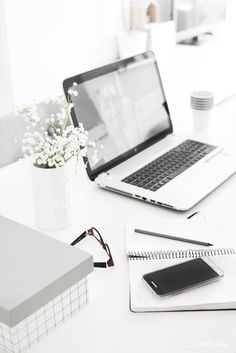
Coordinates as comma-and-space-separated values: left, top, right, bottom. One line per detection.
4, 0, 124, 106
0, 0, 14, 115
5, 0, 235, 108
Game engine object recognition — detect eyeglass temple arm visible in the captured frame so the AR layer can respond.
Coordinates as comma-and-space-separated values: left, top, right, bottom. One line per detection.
94, 262, 107, 268
70, 231, 87, 246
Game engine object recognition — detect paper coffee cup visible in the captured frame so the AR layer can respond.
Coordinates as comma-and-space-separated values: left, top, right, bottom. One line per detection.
191, 91, 214, 132
192, 109, 211, 132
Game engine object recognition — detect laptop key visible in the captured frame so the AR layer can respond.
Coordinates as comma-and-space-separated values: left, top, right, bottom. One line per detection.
150, 185, 160, 191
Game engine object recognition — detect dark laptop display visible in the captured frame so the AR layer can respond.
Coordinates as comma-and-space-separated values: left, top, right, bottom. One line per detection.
63, 52, 172, 180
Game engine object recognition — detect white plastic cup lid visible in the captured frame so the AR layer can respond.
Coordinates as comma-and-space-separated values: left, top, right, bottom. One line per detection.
191, 97, 214, 103
191, 90, 214, 99
191, 103, 213, 110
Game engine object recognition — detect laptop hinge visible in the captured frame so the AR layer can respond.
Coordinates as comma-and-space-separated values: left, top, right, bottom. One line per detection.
95, 172, 109, 183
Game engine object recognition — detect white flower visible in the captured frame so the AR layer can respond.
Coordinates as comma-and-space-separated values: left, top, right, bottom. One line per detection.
73, 82, 78, 87
18, 95, 95, 168
68, 89, 73, 95
48, 159, 54, 167
81, 148, 87, 157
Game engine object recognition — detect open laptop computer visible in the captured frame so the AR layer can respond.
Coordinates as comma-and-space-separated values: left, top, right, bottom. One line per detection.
63, 51, 236, 211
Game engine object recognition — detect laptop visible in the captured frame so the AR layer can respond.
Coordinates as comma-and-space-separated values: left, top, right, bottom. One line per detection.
63, 51, 236, 211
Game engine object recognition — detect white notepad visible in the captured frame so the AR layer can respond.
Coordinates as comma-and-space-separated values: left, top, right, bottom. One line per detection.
126, 218, 236, 312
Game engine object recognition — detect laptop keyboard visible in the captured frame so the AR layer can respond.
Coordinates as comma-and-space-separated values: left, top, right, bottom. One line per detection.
122, 139, 216, 192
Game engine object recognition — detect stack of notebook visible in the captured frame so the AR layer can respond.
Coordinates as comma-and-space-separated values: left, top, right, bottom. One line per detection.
126, 218, 236, 312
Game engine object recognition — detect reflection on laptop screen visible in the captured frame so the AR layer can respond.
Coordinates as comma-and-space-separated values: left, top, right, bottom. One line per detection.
71, 52, 171, 172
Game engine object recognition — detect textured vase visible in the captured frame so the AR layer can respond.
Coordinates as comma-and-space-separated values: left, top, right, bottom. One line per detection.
31, 165, 70, 230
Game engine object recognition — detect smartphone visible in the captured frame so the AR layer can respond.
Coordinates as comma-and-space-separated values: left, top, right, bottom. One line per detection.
143, 257, 224, 296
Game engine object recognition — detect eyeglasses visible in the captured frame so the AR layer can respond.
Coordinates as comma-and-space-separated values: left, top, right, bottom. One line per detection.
70, 227, 114, 268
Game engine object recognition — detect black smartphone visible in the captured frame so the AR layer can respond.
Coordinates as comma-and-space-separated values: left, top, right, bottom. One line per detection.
143, 257, 224, 296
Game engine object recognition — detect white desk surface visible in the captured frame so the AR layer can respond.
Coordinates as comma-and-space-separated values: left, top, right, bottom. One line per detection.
1, 41, 236, 353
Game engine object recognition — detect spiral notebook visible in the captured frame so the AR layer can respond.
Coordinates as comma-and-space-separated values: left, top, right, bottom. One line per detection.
126, 218, 236, 312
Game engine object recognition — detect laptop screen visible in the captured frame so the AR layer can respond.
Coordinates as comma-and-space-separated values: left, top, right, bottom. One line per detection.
65, 52, 172, 179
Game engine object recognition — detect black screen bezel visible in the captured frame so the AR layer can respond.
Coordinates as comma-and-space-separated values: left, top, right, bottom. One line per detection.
63, 51, 173, 181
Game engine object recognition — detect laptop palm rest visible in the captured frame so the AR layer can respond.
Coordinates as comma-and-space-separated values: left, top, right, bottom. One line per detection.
155, 151, 236, 210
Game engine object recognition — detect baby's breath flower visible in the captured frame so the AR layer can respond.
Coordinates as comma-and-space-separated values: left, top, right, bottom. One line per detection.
18, 94, 95, 168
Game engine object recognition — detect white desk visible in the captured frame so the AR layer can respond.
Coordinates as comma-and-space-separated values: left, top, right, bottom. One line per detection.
2, 26, 236, 351
1, 95, 236, 353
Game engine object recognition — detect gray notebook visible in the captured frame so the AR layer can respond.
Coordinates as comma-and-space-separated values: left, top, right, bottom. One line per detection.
0, 215, 93, 327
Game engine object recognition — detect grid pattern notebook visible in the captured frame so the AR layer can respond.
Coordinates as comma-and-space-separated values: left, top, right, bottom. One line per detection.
126, 218, 236, 312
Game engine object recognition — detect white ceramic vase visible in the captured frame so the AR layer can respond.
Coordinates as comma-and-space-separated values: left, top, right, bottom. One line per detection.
31, 165, 70, 230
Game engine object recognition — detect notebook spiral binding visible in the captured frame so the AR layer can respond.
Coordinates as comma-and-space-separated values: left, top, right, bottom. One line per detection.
128, 248, 236, 260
